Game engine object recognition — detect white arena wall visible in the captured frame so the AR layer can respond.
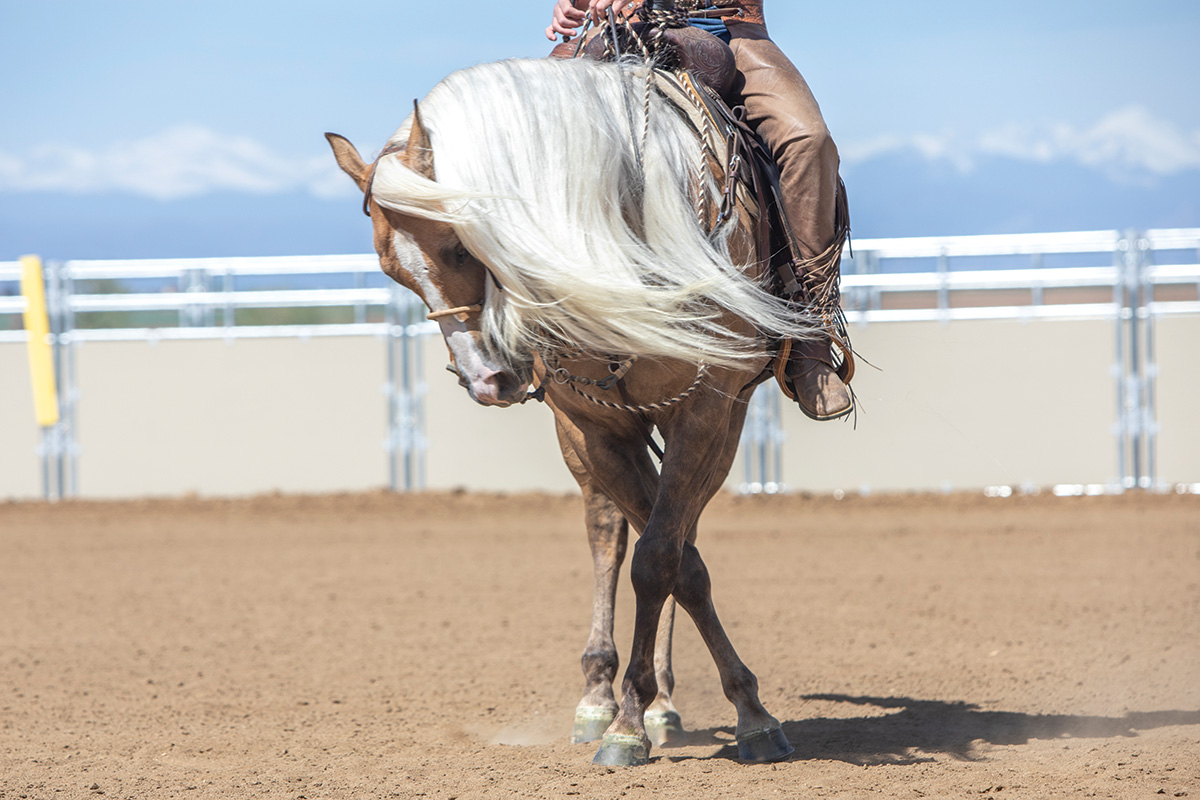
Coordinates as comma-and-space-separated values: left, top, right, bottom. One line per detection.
2, 314, 1198, 499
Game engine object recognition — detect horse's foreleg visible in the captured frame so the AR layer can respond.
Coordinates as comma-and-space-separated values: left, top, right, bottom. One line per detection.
673, 539, 793, 762
662, 382, 792, 762
594, 378, 787, 765
572, 488, 628, 743
557, 417, 635, 744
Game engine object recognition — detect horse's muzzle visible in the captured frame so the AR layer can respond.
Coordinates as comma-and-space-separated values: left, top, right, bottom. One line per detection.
467, 368, 530, 407
448, 361, 531, 408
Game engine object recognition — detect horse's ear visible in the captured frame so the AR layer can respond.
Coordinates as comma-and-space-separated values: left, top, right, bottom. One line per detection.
325, 132, 370, 192
406, 100, 435, 179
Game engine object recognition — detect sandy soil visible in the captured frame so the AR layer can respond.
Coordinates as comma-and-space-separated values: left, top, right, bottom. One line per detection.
1, 490, 1197, 799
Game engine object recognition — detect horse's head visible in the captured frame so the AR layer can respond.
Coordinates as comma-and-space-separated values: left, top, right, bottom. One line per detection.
325, 120, 532, 408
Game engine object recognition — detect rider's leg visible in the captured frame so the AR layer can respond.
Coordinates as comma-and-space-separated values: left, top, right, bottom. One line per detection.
727, 23, 853, 421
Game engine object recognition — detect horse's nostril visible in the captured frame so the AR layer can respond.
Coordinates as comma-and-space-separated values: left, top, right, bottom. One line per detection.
482, 370, 529, 405
493, 371, 516, 394
491, 372, 520, 401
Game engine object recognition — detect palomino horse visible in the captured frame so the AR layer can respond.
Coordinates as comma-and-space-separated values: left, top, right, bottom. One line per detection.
327, 56, 817, 766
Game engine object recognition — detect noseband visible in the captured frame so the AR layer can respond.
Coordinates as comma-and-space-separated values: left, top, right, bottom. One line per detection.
426, 304, 483, 322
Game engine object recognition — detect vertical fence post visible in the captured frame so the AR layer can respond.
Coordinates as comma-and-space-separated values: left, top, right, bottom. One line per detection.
936, 247, 950, 321
740, 383, 785, 493
58, 261, 79, 497
410, 296, 428, 489
384, 286, 428, 491
1113, 237, 1127, 489
1137, 233, 1157, 489
400, 294, 416, 490
45, 259, 66, 499
385, 285, 401, 491
1114, 230, 1156, 490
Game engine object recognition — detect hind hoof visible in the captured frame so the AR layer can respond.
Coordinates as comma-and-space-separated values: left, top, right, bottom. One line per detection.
572, 706, 617, 744
737, 726, 794, 763
592, 733, 651, 766
644, 710, 686, 747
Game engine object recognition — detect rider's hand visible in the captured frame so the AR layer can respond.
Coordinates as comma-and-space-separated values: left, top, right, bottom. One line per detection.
586, 0, 632, 24
545, 0, 588, 41
544, 0, 633, 42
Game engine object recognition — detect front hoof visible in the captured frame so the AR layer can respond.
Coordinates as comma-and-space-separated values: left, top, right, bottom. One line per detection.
644, 710, 686, 747
592, 733, 651, 766
737, 726, 794, 763
572, 706, 617, 744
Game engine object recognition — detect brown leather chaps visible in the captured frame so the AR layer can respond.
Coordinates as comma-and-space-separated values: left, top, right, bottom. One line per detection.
726, 22, 842, 268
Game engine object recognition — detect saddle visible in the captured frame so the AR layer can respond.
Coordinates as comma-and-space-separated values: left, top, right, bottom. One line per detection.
549, 8, 844, 395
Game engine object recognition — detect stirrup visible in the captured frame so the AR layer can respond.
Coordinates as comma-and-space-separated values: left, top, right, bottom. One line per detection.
772, 331, 855, 405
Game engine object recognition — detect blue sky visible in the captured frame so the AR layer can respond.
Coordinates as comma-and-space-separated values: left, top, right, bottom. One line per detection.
2, 1, 1199, 258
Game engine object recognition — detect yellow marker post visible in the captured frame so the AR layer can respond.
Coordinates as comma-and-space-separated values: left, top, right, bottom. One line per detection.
20, 255, 60, 427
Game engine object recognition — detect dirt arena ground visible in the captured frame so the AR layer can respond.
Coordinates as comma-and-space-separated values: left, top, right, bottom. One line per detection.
1, 491, 1197, 799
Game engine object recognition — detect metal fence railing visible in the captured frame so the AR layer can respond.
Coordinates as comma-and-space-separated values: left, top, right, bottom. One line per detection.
740, 228, 1200, 493
4, 228, 1198, 499
1, 254, 436, 498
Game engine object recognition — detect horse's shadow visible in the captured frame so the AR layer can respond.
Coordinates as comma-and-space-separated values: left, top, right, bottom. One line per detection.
669, 694, 1200, 765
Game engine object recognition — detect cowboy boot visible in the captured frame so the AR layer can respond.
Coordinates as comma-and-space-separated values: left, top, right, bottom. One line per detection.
784, 335, 853, 421
781, 218, 854, 421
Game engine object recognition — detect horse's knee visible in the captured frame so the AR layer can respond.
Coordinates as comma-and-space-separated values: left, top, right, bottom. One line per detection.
629, 537, 681, 601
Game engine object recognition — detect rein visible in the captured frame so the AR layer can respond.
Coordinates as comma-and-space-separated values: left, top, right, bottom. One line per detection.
545, 352, 708, 415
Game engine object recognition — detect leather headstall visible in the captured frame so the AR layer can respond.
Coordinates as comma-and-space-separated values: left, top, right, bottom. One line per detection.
362, 142, 408, 217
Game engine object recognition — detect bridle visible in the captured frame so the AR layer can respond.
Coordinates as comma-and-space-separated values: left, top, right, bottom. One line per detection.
363, 143, 485, 325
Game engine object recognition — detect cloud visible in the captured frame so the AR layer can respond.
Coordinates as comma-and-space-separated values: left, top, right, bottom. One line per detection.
5, 108, 1197, 201
842, 106, 1200, 178
0, 125, 357, 200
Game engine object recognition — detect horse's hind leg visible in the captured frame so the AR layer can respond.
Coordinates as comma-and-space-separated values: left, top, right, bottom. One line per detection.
645, 594, 685, 747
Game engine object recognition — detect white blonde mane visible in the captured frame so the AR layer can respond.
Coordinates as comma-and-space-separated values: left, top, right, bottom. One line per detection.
370, 57, 815, 368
